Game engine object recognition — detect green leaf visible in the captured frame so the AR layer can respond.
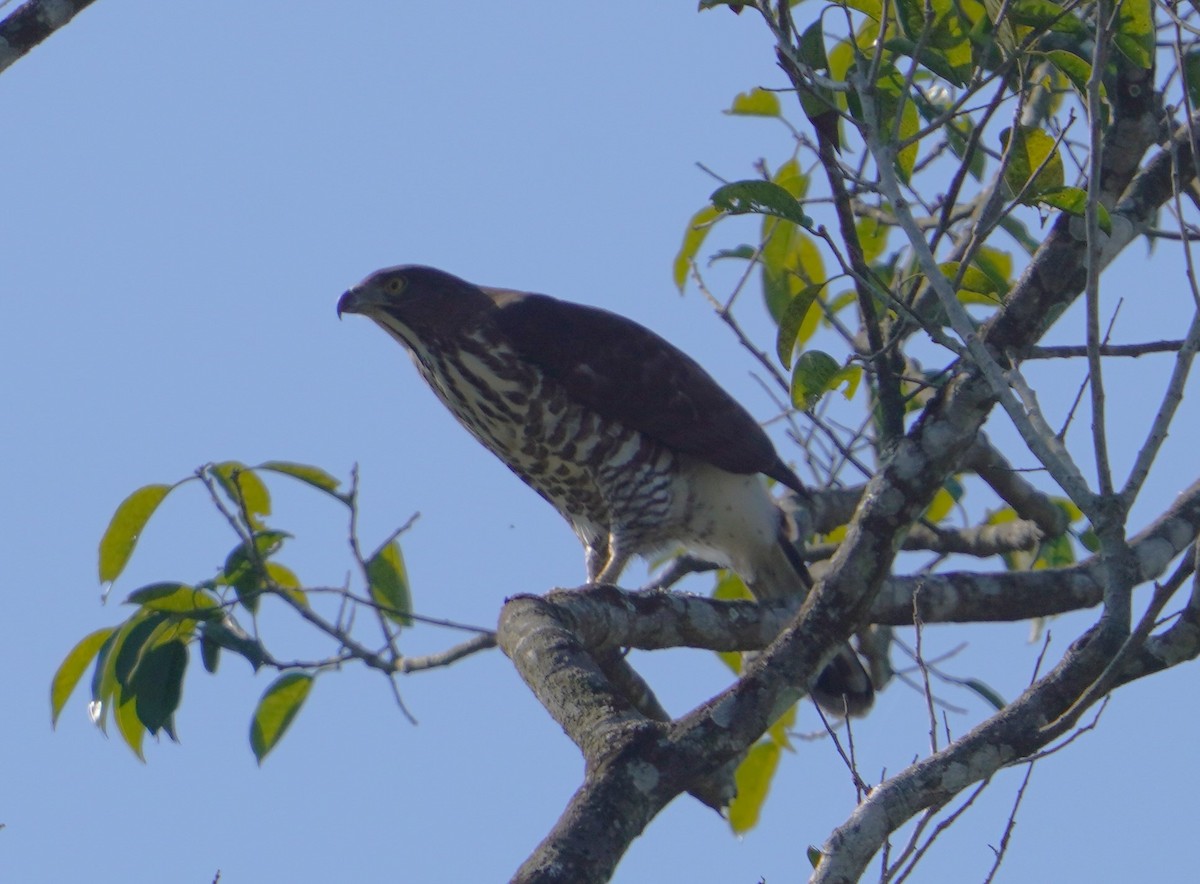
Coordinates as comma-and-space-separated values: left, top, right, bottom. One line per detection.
1007, 0, 1086, 36
367, 541, 413, 627
1035, 186, 1113, 234
200, 632, 221, 674
1041, 50, 1103, 108
963, 677, 1006, 710
130, 640, 187, 737
726, 88, 780, 117
808, 846, 824, 869
114, 612, 173, 689
775, 283, 824, 369
51, 627, 116, 728
728, 740, 781, 833
707, 245, 757, 264
710, 180, 812, 227
124, 582, 221, 619
999, 126, 1063, 201
212, 461, 272, 525
256, 460, 344, 498
712, 572, 751, 674
250, 673, 314, 764
99, 483, 173, 584
866, 65, 920, 181
1185, 50, 1200, 110
1079, 525, 1100, 552
113, 685, 146, 761
673, 205, 723, 292
791, 351, 843, 411
222, 530, 291, 613
998, 216, 1041, 255
1037, 533, 1075, 568
939, 261, 1003, 301
857, 217, 890, 264
1112, 0, 1154, 69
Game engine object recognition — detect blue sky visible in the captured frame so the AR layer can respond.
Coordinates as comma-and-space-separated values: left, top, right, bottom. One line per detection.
4, 2, 1198, 881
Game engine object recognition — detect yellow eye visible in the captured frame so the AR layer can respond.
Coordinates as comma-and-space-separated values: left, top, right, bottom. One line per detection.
386, 277, 406, 295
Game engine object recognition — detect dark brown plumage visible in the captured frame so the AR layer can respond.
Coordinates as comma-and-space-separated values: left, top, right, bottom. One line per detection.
338, 265, 872, 715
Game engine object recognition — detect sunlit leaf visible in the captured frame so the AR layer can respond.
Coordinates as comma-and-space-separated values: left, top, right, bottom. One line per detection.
212, 461, 271, 525
250, 673, 314, 764
367, 541, 413, 627
673, 205, 722, 291
1112, 0, 1153, 69
791, 351, 842, 410
1035, 186, 1112, 234
939, 261, 1003, 303
857, 217, 890, 264
728, 740, 781, 833
1041, 50, 1104, 109
972, 246, 1013, 294
99, 483, 173, 584
1052, 498, 1083, 524
222, 530, 291, 613
256, 460, 344, 499
712, 571, 751, 674
113, 685, 146, 761
999, 126, 1063, 201
766, 700, 797, 751
1007, 0, 1086, 37
124, 582, 221, 619
51, 627, 116, 728
924, 486, 957, 524
1037, 533, 1075, 568
711, 179, 812, 227
726, 88, 780, 117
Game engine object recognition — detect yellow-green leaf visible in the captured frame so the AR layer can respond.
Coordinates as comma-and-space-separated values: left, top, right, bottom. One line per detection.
1035, 186, 1112, 234
124, 582, 220, 618
673, 205, 722, 292
212, 461, 272, 525
1113, 0, 1153, 69
924, 486, 957, 523
99, 483, 173, 583
766, 701, 797, 751
1000, 126, 1063, 201
256, 460, 343, 498
367, 541, 413, 627
114, 685, 146, 761
726, 88, 780, 117
712, 571, 751, 674
791, 350, 843, 411
728, 740, 782, 833
51, 627, 116, 728
250, 673, 314, 764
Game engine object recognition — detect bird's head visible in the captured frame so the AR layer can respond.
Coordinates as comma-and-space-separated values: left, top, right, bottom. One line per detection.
338, 265, 494, 334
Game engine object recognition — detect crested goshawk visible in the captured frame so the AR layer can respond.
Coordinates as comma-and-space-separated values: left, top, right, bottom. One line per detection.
338, 265, 873, 714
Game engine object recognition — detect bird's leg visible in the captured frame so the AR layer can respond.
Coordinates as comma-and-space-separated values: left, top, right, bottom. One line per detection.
584, 542, 610, 584
591, 535, 631, 586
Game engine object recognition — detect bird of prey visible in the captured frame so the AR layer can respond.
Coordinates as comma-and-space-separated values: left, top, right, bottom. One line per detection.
338, 265, 872, 715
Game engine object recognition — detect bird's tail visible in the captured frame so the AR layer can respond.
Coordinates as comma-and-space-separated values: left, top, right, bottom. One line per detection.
747, 527, 875, 718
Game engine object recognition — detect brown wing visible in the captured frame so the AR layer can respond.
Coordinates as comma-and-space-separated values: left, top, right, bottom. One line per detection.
488, 289, 806, 495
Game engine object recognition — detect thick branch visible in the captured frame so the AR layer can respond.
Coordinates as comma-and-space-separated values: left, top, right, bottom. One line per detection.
0, 0, 98, 74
